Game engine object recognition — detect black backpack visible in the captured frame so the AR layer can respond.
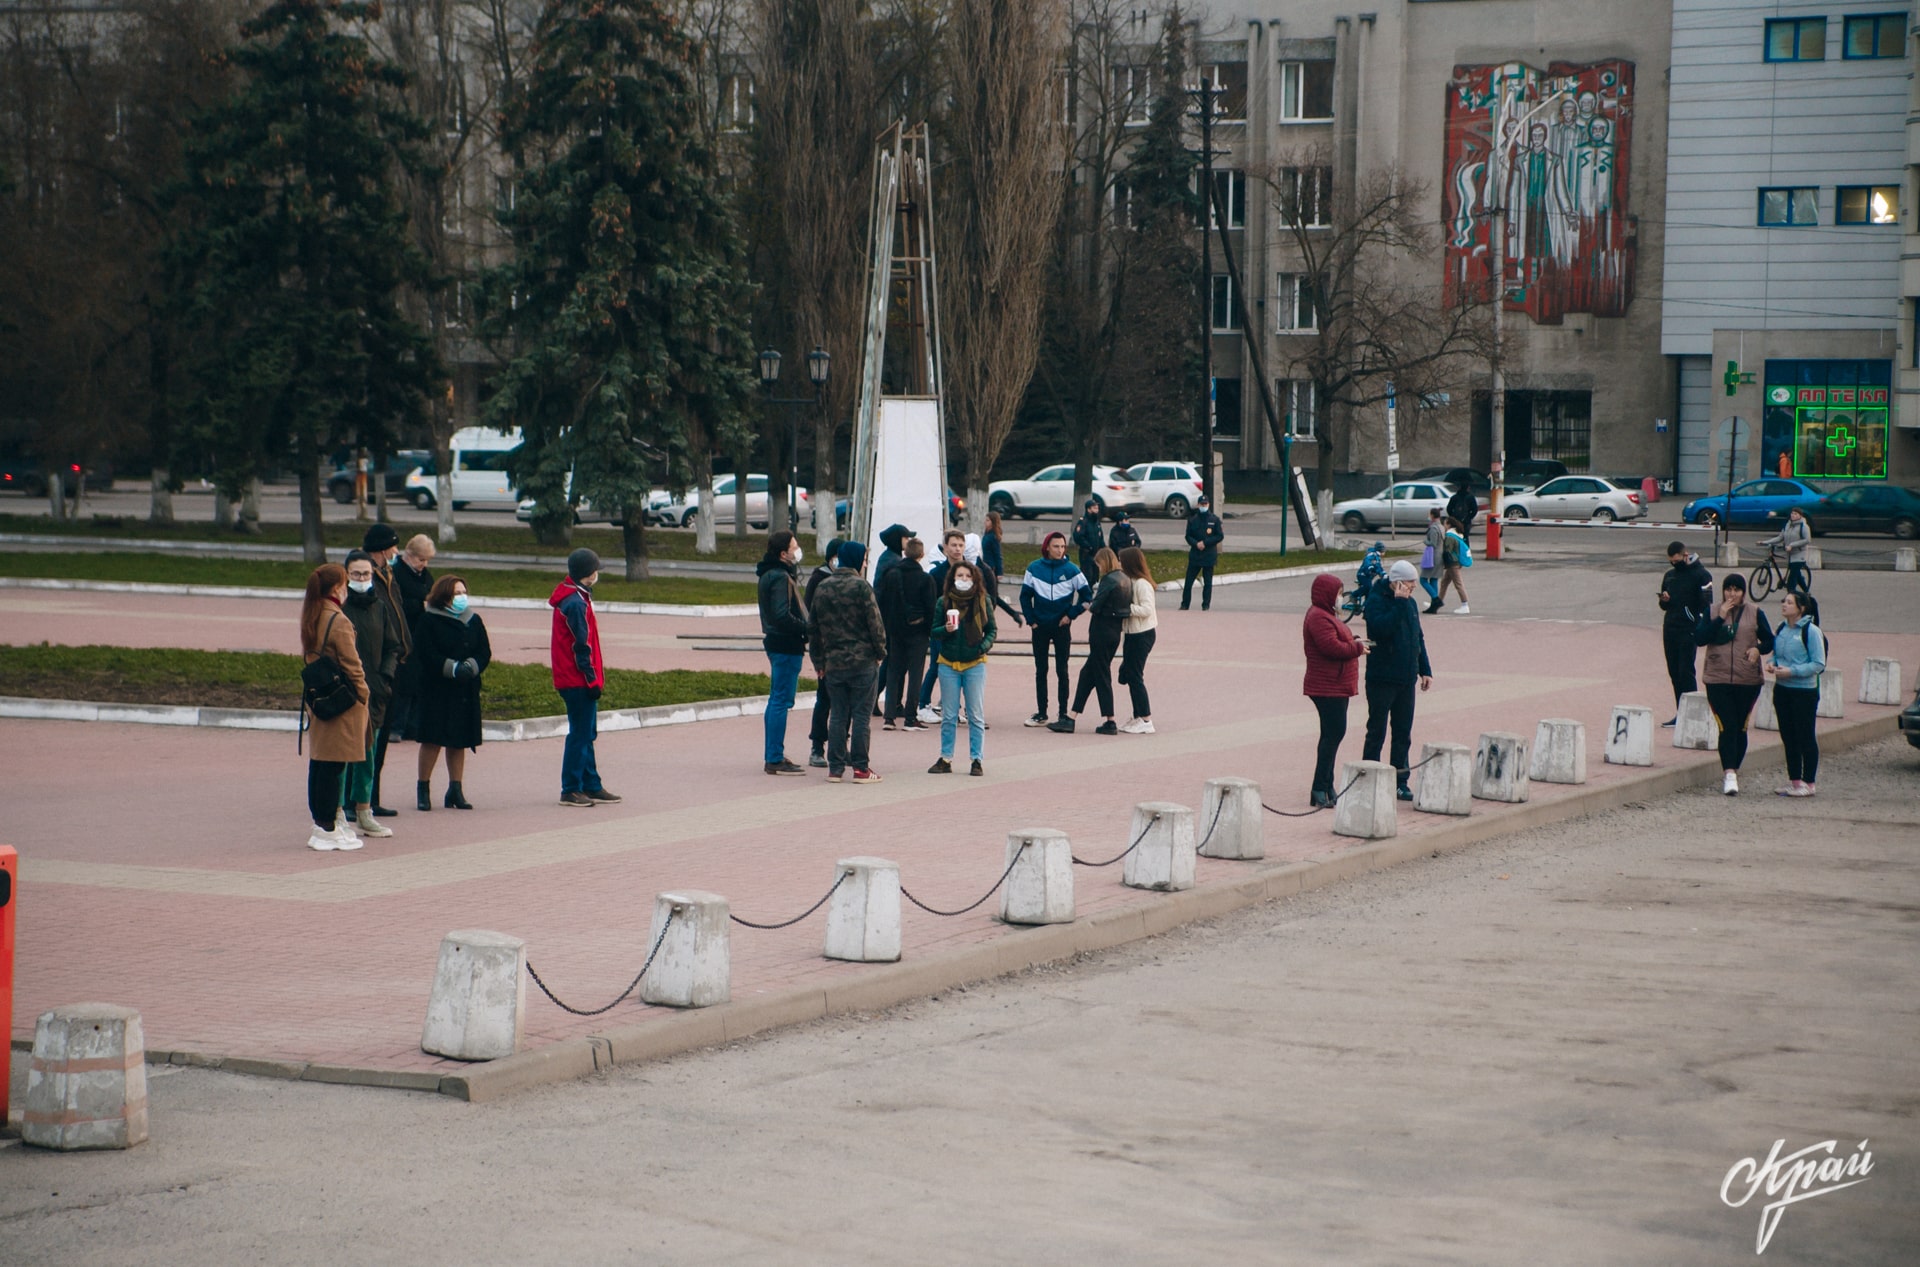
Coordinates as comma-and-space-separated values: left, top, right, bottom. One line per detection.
301, 613, 359, 721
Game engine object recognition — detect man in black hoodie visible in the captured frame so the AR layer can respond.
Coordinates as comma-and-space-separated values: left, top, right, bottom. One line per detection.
801, 538, 844, 766
870, 524, 912, 719
1657, 540, 1714, 724
1444, 470, 1479, 544
1362, 560, 1434, 800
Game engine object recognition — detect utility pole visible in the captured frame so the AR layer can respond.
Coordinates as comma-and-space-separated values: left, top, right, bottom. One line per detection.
1490, 204, 1506, 518
1192, 74, 1221, 503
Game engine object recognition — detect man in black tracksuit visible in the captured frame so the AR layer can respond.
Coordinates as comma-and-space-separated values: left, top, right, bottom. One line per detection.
1657, 540, 1714, 724
802, 538, 844, 766
1362, 560, 1434, 800
1071, 499, 1106, 580
1181, 494, 1224, 610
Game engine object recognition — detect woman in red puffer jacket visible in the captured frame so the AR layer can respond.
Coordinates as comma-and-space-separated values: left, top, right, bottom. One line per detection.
1303, 572, 1368, 807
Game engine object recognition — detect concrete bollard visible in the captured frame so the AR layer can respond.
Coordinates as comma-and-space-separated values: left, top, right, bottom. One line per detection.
1528, 719, 1587, 785
824, 858, 901, 963
1673, 692, 1715, 750
1753, 686, 1778, 731
421, 930, 526, 1061
1000, 829, 1074, 925
1331, 761, 1398, 839
1859, 658, 1904, 706
1723, 542, 1740, 568
1472, 732, 1531, 803
23, 1004, 148, 1150
1604, 706, 1655, 766
639, 891, 731, 1008
1816, 671, 1844, 719
1412, 742, 1473, 816
1122, 802, 1196, 892
1896, 546, 1916, 573
1804, 545, 1822, 570
1197, 777, 1263, 860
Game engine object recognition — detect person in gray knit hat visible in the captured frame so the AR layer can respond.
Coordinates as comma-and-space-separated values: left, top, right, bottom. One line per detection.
551, 547, 619, 807
1361, 558, 1434, 801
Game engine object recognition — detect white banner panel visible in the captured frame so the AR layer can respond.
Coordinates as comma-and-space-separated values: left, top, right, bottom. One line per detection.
864, 397, 948, 571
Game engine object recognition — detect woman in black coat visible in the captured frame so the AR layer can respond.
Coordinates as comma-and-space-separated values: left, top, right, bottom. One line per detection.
411, 573, 491, 810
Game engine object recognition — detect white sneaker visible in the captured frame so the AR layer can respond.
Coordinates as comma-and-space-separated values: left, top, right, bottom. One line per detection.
1120, 718, 1155, 734
355, 810, 393, 839
332, 815, 365, 851
1721, 770, 1739, 796
917, 706, 940, 725
306, 827, 340, 852
1453, 604, 1471, 615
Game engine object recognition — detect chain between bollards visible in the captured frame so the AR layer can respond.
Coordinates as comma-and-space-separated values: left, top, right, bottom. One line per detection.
525, 907, 676, 1017
1071, 813, 1159, 868
729, 870, 850, 930
1193, 796, 1227, 853
1263, 752, 1440, 818
902, 841, 1030, 917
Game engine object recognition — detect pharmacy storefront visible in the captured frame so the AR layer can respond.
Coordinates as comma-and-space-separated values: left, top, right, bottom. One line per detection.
1762, 360, 1889, 481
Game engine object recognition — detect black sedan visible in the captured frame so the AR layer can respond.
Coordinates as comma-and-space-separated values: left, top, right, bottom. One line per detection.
1790, 484, 1920, 539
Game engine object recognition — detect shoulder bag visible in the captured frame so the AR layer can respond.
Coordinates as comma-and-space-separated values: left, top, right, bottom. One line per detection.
301, 613, 359, 721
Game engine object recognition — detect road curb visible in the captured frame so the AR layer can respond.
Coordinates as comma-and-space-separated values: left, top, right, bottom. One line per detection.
62, 710, 1893, 1100
0, 575, 758, 617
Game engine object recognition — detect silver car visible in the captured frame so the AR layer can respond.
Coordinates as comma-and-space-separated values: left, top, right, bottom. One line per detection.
1500, 475, 1645, 522
1331, 480, 1456, 532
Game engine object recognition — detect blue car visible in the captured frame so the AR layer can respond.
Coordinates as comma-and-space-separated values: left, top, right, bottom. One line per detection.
1681, 478, 1825, 528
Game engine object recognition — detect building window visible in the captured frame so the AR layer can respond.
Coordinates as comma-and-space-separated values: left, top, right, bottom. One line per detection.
1109, 177, 1136, 229
1279, 379, 1319, 439
1276, 166, 1333, 228
1275, 273, 1318, 331
1842, 13, 1906, 57
1212, 377, 1242, 438
496, 176, 516, 215
1052, 66, 1072, 125
1758, 186, 1819, 226
1279, 61, 1334, 121
1763, 359, 1891, 479
721, 73, 755, 131
1836, 184, 1899, 224
1210, 274, 1241, 331
1200, 169, 1245, 229
1764, 16, 1827, 61
1196, 63, 1247, 121
1113, 65, 1152, 125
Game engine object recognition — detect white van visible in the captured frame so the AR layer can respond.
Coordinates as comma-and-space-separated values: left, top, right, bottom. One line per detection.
406, 427, 521, 511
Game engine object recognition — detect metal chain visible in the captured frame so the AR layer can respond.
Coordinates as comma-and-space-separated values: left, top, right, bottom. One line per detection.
524, 908, 676, 1017
901, 841, 1029, 917
1263, 752, 1441, 818
729, 870, 849, 930
1193, 796, 1228, 853
1072, 813, 1160, 868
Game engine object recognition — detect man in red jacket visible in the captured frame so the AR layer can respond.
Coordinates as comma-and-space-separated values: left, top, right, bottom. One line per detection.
552, 548, 621, 807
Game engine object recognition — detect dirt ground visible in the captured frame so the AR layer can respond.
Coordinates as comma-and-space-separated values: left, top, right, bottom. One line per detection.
6, 732, 1917, 1265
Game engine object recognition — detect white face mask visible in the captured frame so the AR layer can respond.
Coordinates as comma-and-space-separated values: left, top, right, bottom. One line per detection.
792, 545, 804, 565
347, 579, 373, 593
953, 576, 974, 594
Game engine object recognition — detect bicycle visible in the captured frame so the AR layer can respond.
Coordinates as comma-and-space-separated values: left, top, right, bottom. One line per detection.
1747, 544, 1788, 601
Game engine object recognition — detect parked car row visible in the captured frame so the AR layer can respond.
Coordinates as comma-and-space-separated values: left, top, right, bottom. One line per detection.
0, 460, 113, 497
984, 460, 1211, 521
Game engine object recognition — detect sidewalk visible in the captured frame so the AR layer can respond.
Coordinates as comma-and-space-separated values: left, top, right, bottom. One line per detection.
5, 580, 1916, 1086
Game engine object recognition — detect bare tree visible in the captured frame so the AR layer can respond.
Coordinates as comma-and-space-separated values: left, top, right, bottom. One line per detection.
935, 0, 1068, 529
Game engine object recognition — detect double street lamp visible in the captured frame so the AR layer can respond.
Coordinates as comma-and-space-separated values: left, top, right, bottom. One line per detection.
757, 346, 831, 533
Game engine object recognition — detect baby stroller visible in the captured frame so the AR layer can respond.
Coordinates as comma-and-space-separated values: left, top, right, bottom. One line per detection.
1341, 542, 1387, 624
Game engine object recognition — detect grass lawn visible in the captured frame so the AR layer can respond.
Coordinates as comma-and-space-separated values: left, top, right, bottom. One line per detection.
0, 552, 756, 605
0, 643, 801, 717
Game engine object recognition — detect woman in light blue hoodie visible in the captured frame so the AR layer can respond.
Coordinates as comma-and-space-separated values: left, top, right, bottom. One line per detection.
1762, 590, 1825, 797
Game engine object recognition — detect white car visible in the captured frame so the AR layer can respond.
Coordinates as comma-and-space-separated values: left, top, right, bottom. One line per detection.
651, 474, 812, 529
1331, 480, 1458, 532
987, 464, 1145, 520
1500, 475, 1645, 522
1122, 461, 1206, 518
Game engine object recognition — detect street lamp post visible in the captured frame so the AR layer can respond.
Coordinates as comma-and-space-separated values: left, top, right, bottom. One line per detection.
757, 346, 831, 535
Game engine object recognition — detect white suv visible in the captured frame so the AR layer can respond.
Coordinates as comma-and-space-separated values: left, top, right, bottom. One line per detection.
1123, 461, 1206, 518
987, 464, 1145, 520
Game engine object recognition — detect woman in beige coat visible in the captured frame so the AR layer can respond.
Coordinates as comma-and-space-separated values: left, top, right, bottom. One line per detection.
302, 563, 370, 851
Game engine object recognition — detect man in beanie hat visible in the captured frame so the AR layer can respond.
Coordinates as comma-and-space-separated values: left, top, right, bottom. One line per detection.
1181, 493, 1225, 611
551, 547, 619, 806
1361, 558, 1434, 801
360, 523, 411, 815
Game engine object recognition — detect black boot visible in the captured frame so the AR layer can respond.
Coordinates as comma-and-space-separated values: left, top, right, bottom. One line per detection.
444, 780, 473, 810
417, 780, 432, 812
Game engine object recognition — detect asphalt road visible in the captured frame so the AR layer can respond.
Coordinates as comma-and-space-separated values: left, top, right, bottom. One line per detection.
6, 731, 1915, 1265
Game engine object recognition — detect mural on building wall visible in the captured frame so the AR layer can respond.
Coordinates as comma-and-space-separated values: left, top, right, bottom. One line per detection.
1442, 60, 1635, 325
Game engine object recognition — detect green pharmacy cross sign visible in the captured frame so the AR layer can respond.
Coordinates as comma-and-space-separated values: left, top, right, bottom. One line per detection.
1825, 424, 1858, 459
1724, 360, 1756, 396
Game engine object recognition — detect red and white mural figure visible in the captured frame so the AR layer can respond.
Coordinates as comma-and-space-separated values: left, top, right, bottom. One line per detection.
1442, 60, 1635, 324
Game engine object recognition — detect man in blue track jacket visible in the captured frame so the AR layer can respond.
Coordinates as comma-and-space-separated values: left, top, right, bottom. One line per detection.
1019, 531, 1088, 726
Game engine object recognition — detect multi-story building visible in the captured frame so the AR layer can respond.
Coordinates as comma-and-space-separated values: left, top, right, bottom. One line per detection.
1661, 0, 1914, 491
1190, 0, 1678, 494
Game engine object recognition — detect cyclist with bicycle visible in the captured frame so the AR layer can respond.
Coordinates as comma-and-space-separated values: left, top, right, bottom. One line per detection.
1758, 506, 1813, 595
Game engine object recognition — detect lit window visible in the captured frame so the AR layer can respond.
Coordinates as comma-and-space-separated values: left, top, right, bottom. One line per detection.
1758, 186, 1819, 226
1211, 274, 1241, 332
1276, 274, 1318, 332
1279, 61, 1333, 121
1765, 17, 1827, 61
1837, 184, 1899, 224
1842, 13, 1905, 58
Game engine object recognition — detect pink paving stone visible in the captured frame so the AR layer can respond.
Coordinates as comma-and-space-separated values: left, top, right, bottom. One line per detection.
4, 587, 1916, 1072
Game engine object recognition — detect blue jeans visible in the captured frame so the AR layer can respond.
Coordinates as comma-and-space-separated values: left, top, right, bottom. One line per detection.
938, 662, 986, 761
559, 686, 603, 794
764, 652, 803, 764
1419, 578, 1439, 601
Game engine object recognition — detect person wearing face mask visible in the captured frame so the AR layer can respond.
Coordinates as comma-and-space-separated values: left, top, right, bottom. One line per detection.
410, 574, 491, 809
929, 559, 996, 775
552, 548, 620, 807
337, 550, 400, 839
300, 563, 369, 851
1361, 560, 1434, 801
757, 530, 810, 775
359, 524, 412, 818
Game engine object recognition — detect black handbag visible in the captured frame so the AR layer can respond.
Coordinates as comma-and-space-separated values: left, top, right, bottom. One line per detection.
301, 613, 359, 721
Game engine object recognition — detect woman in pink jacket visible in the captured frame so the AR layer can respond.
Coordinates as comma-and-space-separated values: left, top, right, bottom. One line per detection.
1302, 572, 1367, 807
